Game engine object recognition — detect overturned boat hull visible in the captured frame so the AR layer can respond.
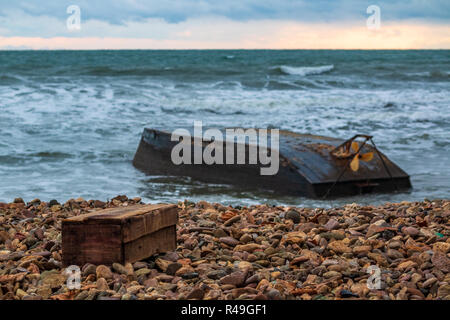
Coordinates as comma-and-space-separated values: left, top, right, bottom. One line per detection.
133, 128, 411, 198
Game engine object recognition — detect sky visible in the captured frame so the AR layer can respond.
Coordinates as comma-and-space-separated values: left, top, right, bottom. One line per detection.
0, 0, 449, 49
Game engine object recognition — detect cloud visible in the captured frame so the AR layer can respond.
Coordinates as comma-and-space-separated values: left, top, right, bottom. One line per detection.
0, 1, 449, 33
1, 19, 449, 49
0, 1, 448, 48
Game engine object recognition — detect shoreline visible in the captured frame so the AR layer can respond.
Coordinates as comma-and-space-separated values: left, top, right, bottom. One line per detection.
0, 196, 449, 300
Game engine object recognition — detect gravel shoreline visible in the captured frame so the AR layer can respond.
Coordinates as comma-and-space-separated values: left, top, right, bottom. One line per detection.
0, 196, 449, 300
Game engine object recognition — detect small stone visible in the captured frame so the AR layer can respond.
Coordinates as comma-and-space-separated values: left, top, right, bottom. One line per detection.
96, 265, 113, 279
121, 293, 134, 300
22, 295, 42, 300
14, 197, 25, 203
433, 242, 450, 254
207, 270, 227, 280
40, 270, 65, 288
431, 251, 450, 273
437, 284, 450, 298
112, 263, 128, 275
328, 240, 352, 254
181, 273, 199, 280
234, 243, 261, 252
36, 286, 52, 299
127, 285, 144, 295
324, 218, 340, 231
213, 229, 228, 238
175, 265, 195, 276
271, 271, 281, 280
285, 210, 301, 224
340, 290, 359, 298
283, 231, 307, 244
319, 232, 345, 240
16, 289, 27, 299
396, 260, 417, 271
161, 252, 179, 262
204, 289, 222, 300
366, 224, 389, 238
220, 237, 239, 247
156, 274, 174, 282
135, 268, 152, 277
133, 262, 148, 270
34, 228, 44, 241
266, 289, 281, 300
245, 274, 260, 285
124, 263, 134, 276
232, 287, 259, 298
186, 288, 204, 300
82, 264, 97, 277
422, 277, 437, 288
0, 230, 10, 243
93, 200, 106, 208
166, 263, 182, 276
224, 215, 241, 226
237, 261, 253, 271
388, 240, 402, 249
402, 227, 419, 236
219, 271, 246, 287
323, 271, 342, 279
155, 258, 171, 272
239, 234, 252, 243
75, 291, 89, 300
353, 246, 371, 255
387, 249, 404, 260
368, 252, 388, 266
96, 278, 109, 291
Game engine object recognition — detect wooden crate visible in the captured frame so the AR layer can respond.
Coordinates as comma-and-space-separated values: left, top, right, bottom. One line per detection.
62, 204, 178, 266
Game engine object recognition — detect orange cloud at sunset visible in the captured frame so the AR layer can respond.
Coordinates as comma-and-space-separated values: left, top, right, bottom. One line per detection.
1, 19, 449, 50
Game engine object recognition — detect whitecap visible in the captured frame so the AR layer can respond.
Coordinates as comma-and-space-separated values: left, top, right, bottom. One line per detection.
273, 64, 334, 76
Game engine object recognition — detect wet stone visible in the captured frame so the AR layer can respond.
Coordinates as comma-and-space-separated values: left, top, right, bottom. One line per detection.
285, 210, 301, 224
0, 197, 448, 301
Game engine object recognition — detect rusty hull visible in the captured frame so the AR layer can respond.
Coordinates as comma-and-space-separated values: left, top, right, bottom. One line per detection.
132, 128, 411, 198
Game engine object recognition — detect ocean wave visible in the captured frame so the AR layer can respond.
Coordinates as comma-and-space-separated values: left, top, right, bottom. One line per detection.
160, 106, 246, 115
79, 65, 243, 77
427, 70, 449, 79
81, 66, 163, 76
400, 70, 450, 80
0, 75, 25, 85
272, 65, 334, 76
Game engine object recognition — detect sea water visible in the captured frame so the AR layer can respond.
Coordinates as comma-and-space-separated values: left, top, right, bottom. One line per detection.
0, 50, 448, 207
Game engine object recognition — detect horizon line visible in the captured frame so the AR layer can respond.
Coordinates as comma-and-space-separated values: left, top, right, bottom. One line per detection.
1, 48, 449, 51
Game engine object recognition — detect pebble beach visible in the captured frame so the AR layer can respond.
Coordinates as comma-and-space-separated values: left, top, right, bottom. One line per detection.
0, 196, 449, 300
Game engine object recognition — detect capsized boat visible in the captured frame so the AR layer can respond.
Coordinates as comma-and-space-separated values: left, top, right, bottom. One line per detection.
133, 128, 411, 198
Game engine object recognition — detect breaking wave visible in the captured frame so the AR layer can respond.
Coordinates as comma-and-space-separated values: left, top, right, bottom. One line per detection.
273, 65, 334, 76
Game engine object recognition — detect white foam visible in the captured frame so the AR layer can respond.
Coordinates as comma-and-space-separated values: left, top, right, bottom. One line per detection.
275, 64, 334, 76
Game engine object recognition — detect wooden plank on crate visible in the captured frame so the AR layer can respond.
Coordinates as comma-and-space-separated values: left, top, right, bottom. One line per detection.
62, 223, 123, 266
124, 225, 176, 262
65, 204, 169, 224
121, 205, 178, 243
62, 204, 178, 266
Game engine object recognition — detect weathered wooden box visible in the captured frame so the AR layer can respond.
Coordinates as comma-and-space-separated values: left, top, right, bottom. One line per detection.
62, 204, 178, 267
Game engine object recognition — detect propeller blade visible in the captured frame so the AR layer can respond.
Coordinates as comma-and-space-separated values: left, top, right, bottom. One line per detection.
351, 141, 359, 153
360, 152, 374, 162
350, 155, 359, 171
